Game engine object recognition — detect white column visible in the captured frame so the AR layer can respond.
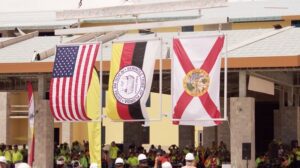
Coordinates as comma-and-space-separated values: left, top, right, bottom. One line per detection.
0, 92, 9, 144
239, 71, 247, 97
287, 87, 294, 106
62, 122, 72, 144
34, 76, 54, 168
230, 97, 255, 168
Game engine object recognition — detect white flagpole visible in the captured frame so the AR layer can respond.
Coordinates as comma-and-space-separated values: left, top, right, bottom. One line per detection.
99, 41, 103, 168
224, 34, 228, 120
159, 38, 163, 121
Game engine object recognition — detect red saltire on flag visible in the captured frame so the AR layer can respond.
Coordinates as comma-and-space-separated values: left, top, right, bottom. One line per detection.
27, 82, 35, 166
172, 35, 224, 126
49, 43, 100, 121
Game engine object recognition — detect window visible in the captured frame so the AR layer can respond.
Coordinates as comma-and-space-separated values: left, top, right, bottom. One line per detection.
138, 29, 153, 34
39, 32, 55, 36
182, 26, 194, 32
291, 20, 300, 27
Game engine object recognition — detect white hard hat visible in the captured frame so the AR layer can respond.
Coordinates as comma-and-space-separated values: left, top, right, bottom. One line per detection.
56, 156, 65, 165
0, 156, 6, 163
162, 162, 172, 168
90, 163, 98, 168
15, 163, 30, 168
185, 153, 195, 161
138, 153, 147, 161
115, 157, 124, 164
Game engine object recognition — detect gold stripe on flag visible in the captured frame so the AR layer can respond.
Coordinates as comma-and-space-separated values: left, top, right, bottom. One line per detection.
107, 43, 123, 120
87, 68, 101, 166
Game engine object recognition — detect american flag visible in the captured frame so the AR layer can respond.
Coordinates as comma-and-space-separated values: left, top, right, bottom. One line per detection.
50, 43, 100, 121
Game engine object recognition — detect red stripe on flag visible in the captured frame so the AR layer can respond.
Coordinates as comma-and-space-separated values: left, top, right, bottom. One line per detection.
173, 92, 193, 125
61, 78, 71, 120
79, 45, 93, 120
120, 43, 136, 67
28, 134, 35, 166
74, 45, 86, 120
200, 36, 224, 73
49, 79, 60, 121
88, 44, 100, 85
56, 78, 65, 120
199, 93, 221, 125
67, 77, 77, 120
173, 39, 195, 73
116, 42, 136, 120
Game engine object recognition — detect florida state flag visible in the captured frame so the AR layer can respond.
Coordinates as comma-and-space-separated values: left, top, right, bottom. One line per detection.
172, 35, 224, 126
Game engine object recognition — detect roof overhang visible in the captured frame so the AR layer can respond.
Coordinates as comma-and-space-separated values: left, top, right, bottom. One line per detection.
0, 55, 299, 74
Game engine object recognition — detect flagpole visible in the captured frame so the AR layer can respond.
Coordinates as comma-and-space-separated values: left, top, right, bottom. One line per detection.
169, 37, 175, 121
112, 37, 160, 43
159, 38, 163, 121
224, 34, 228, 121
99, 40, 103, 168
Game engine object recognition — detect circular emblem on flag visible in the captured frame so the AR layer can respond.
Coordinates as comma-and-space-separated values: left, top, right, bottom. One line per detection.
183, 69, 210, 97
113, 66, 146, 104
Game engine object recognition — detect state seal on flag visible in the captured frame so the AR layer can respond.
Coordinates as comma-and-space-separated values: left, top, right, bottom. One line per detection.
183, 69, 210, 97
113, 66, 146, 104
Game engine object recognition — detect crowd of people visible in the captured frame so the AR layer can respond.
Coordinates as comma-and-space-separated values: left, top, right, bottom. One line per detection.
105, 141, 230, 168
4, 139, 300, 168
255, 140, 300, 168
0, 144, 29, 168
0, 140, 230, 168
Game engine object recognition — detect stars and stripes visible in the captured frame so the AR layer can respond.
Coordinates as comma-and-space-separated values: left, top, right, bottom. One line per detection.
49, 43, 100, 121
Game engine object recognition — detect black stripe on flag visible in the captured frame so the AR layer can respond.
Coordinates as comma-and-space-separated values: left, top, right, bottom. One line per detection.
128, 42, 147, 119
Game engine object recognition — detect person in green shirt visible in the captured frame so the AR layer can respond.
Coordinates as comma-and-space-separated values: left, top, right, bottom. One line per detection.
255, 155, 265, 168
79, 152, 89, 168
4, 145, 12, 165
109, 141, 119, 168
12, 145, 23, 164
127, 153, 139, 168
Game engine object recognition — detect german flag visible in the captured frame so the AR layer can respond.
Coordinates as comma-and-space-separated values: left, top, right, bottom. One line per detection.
107, 40, 160, 121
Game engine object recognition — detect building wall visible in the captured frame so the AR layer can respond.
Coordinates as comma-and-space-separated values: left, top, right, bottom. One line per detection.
8, 92, 28, 145
8, 119, 28, 145
232, 20, 291, 30
148, 93, 179, 147
72, 122, 88, 143
101, 92, 180, 147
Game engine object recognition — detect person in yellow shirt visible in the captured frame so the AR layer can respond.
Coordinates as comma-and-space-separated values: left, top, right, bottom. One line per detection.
109, 141, 119, 168
4, 145, 12, 168
295, 146, 300, 167
12, 145, 23, 164
127, 153, 139, 168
